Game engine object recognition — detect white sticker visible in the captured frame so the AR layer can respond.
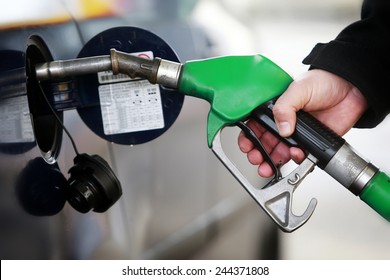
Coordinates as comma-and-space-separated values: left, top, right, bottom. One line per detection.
0, 95, 34, 143
98, 79, 164, 135
98, 51, 165, 135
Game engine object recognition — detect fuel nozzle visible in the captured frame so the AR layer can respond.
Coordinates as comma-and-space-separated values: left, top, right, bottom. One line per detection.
34, 47, 390, 228
35, 49, 182, 89
110, 49, 182, 88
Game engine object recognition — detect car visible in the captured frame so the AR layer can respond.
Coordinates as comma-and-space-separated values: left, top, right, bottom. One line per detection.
0, 0, 277, 260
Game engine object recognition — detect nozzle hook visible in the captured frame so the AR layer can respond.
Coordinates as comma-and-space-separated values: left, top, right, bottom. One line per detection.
212, 128, 318, 232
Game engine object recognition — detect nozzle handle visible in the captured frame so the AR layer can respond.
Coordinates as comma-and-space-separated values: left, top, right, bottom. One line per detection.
251, 99, 345, 169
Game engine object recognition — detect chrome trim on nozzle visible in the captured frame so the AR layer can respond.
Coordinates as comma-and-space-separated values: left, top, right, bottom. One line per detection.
324, 143, 378, 195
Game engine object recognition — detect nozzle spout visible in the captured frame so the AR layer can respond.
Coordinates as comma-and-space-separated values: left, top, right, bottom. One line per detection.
35, 55, 112, 80
34, 49, 182, 89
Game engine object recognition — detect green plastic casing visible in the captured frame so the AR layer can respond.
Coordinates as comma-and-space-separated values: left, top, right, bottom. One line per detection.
178, 55, 293, 147
360, 171, 390, 221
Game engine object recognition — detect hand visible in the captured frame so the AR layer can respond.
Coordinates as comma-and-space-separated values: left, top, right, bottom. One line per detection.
238, 69, 368, 178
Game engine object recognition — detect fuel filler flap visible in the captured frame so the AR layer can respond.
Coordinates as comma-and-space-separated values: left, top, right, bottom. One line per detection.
75, 26, 184, 145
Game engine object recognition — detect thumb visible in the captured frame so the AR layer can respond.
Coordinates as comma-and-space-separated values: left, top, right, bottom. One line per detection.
272, 82, 307, 137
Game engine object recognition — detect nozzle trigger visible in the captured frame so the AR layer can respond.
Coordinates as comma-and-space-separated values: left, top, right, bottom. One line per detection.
211, 128, 318, 232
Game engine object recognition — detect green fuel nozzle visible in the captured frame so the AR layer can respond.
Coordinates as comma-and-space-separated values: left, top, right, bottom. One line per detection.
35, 49, 390, 230
178, 55, 293, 147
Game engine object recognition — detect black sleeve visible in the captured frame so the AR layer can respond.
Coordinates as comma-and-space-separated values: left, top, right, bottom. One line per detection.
302, 0, 390, 128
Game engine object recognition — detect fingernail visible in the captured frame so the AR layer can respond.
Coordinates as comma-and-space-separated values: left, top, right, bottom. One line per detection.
277, 122, 291, 137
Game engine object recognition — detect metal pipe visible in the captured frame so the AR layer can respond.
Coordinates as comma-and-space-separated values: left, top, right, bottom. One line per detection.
35, 55, 112, 81
34, 49, 182, 89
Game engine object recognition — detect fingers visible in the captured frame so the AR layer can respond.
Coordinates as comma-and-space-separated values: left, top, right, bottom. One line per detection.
257, 162, 275, 178
273, 75, 313, 138
257, 141, 291, 177
238, 130, 254, 153
237, 118, 307, 178
290, 147, 306, 164
238, 120, 292, 177
238, 119, 265, 154
272, 85, 301, 137
238, 120, 278, 166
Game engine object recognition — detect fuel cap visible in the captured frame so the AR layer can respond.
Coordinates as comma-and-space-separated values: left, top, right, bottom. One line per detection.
75, 26, 184, 145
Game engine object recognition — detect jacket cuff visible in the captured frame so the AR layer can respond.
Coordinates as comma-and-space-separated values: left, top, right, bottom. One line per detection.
303, 41, 390, 128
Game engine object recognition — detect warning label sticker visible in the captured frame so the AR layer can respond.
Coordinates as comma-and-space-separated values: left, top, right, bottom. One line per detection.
98, 71, 132, 84
98, 50, 164, 135
0, 95, 34, 143
99, 81, 164, 135
98, 51, 165, 135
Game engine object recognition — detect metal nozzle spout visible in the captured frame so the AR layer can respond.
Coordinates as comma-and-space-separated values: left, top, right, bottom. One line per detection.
35, 55, 112, 81
34, 48, 182, 89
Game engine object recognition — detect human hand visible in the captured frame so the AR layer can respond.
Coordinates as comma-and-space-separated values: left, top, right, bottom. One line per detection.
238, 69, 368, 178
